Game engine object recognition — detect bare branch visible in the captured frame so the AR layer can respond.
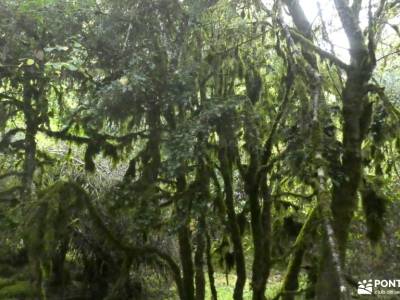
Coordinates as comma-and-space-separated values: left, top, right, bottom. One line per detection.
376, 49, 400, 62
351, 0, 363, 19
368, 0, 377, 65
334, 0, 366, 54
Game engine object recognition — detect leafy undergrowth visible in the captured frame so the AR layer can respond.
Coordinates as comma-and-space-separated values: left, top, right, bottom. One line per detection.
0, 279, 34, 300
204, 273, 282, 300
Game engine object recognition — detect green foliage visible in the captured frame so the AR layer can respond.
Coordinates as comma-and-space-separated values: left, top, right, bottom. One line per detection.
26, 181, 85, 256
0, 280, 34, 299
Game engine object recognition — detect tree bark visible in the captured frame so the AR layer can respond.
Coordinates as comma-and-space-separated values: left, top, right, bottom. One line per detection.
281, 206, 317, 300
21, 82, 38, 201
218, 145, 246, 300
195, 216, 206, 300
176, 174, 195, 300
281, 1, 376, 298
206, 231, 218, 300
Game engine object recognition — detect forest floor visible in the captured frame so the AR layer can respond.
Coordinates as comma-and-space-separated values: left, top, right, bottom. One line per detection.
197, 272, 283, 300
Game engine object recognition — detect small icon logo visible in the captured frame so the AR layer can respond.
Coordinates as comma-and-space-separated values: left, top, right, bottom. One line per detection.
358, 279, 373, 295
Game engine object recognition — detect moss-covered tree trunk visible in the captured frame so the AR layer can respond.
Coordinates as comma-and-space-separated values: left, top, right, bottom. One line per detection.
318, 1, 376, 298
21, 81, 38, 201
206, 230, 218, 300
194, 215, 206, 300
241, 58, 291, 300
281, 207, 318, 300
176, 173, 195, 300
282, 0, 378, 298
218, 138, 246, 300
252, 179, 273, 300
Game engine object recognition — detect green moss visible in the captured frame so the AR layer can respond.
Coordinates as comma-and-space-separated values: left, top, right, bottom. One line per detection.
0, 264, 16, 278
0, 278, 14, 289
0, 281, 35, 299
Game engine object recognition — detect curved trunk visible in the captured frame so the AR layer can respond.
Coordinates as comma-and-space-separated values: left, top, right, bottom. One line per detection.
281, 206, 318, 300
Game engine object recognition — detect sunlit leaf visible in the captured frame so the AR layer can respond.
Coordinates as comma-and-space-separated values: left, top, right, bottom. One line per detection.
26, 58, 35, 66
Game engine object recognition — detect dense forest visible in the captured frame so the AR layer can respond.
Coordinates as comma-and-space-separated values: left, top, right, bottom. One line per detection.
0, 0, 399, 299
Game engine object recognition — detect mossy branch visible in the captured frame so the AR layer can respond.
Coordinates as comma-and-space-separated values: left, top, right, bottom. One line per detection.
80, 189, 184, 297
288, 30, 350, 71
278, 206, 318, 300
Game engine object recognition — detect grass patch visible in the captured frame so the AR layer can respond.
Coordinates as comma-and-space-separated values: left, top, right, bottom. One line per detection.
0, 278, 14, 290
204, 272, 283, 300
0, 280, 35, 299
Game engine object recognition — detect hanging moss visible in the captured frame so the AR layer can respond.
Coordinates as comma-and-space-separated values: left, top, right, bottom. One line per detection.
24, 181, 88, 299
26, 181, 86, 259
236, 211, 248, 236
245, 68, 262, 104
84, 143, 100, 172
361, 180, 386, 244
283, 216, 303, 238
